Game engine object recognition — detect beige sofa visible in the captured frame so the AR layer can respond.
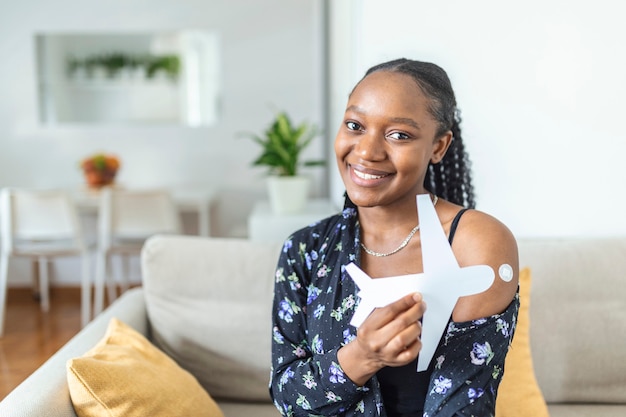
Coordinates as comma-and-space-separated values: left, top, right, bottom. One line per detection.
0, 234, 625, 416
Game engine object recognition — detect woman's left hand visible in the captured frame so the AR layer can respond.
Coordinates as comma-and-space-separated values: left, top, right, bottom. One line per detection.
337, 292, 426, 386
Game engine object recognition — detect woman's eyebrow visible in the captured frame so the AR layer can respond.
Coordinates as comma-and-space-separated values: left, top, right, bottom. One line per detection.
345, 105, 364, 115
389, 117, 421, 130
345, 105, 422, 130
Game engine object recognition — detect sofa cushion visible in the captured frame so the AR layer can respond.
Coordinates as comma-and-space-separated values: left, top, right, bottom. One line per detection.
548, 404, 626, 417
518, 237, 626, 404
66, 318, 224, 417
218, 401, 281, 417
495, 268, 549, 417
141, 235, 283, 402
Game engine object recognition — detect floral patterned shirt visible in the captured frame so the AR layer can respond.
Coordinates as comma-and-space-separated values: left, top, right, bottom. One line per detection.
270, 206, 519, 417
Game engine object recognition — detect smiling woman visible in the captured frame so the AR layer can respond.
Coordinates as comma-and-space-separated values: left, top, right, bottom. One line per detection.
269, 58, 519, 417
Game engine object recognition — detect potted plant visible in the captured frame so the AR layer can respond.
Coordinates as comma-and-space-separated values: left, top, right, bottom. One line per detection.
246, 111, 325, 214
79, 153, 121, 189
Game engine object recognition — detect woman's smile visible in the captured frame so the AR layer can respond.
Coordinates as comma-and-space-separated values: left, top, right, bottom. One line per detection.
350, 164, 392, 185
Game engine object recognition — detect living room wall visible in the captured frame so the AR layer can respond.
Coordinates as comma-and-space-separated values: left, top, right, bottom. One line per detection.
0, 0, 326, 239
0, 0, 327, 286
328, 0, 626, 238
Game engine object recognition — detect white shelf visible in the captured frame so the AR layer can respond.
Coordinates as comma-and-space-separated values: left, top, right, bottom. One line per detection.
64, 78, 178, 90
40, 78, 181, 124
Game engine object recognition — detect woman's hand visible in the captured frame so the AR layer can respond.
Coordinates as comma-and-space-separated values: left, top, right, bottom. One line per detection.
338, 292, 426, 386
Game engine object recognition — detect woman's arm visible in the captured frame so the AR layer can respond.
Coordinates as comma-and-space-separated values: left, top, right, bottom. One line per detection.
423, 296, 519, 416
424, 209, 520, 416
269, 238, 369, 416
450, 210, 519, 322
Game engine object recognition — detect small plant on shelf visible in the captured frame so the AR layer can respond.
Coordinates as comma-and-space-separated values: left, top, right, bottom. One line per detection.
100, 52, 128, 78
66, 52, 181, 81
145, 55, 181, 80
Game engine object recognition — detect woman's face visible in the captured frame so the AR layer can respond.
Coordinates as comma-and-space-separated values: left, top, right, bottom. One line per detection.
334, 70, 451, 209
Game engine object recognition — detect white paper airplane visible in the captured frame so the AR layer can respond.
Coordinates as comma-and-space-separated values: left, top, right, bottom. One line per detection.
345, 194, 495, 371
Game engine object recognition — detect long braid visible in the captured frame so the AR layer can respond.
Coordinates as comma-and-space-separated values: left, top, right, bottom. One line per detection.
361, 58, 476, 208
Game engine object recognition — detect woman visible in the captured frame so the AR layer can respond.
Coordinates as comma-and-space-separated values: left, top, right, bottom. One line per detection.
270, 58, 519, 417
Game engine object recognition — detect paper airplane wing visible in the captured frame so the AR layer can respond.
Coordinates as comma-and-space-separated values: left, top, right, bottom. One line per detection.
417, 194, 459, 273
453, 264, 495, 295
418, 298, 454, 371
414, 265, 494, 371
345, 262, 424, 328
350, 299, 377, 328
345, 262, 370, 291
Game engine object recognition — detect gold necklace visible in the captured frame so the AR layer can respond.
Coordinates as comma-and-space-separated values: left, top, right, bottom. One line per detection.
360, 195, 439, 257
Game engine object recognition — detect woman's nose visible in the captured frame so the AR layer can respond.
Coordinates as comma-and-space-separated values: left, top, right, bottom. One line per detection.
354, 131, 386, 161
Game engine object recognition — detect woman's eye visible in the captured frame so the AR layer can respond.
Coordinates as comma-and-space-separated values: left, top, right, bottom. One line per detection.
346, 121, 362, 131
388, 131, 410, 140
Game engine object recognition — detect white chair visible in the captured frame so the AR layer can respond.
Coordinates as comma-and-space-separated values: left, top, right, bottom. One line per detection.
94, 187, 181, 315
0, 188, 91, 336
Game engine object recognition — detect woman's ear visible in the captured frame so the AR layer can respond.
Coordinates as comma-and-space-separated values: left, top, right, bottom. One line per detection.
430, 131, 453, 164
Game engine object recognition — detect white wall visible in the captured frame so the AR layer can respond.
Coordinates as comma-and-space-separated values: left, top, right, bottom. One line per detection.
0, 0, 326, 285
329, 0, 626, 238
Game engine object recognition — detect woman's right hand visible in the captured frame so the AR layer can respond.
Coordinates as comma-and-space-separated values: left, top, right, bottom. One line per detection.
338, 292, 426, 386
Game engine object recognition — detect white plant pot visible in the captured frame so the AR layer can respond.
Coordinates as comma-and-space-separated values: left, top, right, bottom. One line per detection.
267, 175, 310, 215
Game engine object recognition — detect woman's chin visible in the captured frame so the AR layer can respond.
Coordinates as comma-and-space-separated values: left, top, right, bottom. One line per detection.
345, 190, 383, 208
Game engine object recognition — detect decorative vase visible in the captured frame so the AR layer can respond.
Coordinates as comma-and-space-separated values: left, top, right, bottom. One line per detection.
267, 175, 310, 215
83, 169, 117, 188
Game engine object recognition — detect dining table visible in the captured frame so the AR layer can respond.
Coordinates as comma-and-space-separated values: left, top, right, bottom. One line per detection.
70, 186, 217, 237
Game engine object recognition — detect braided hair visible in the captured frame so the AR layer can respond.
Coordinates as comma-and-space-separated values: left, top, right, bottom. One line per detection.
359, 58, 476, 208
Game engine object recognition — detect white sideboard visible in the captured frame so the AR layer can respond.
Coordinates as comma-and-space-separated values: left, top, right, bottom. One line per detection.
248, 199, 339, 243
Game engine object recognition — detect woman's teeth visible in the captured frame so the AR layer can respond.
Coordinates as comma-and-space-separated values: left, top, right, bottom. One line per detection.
354, 169, 386, 180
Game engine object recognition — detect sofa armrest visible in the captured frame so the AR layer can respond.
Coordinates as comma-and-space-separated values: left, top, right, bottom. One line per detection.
0, 287, 148, 417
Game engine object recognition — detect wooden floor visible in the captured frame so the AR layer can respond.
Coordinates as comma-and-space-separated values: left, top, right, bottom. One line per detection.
0, 287, 83, 400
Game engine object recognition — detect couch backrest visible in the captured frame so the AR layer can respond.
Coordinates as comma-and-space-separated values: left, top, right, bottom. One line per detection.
141, 234, 283, 402
141, 234, 626, 405
518, 237, 626, 404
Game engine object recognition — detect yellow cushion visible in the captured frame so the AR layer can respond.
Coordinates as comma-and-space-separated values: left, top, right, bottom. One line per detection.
67, 318, 224, 417
496, 268, 550, 417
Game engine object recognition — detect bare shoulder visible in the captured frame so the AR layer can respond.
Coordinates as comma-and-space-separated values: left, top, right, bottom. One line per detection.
448, 208, 519, 322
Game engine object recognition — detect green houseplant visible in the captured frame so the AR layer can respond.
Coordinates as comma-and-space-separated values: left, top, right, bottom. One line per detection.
249, 111, 324, 176
247, 111, 325, 214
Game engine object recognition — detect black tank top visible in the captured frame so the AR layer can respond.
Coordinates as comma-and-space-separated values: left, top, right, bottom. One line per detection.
377, 208, 469, 417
